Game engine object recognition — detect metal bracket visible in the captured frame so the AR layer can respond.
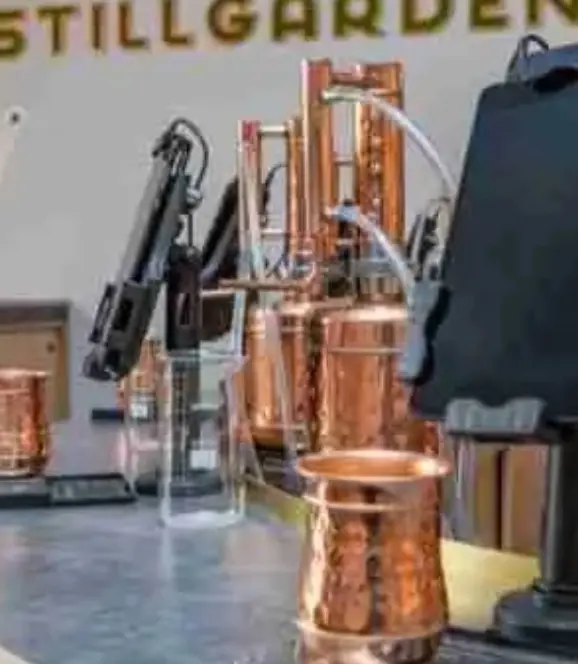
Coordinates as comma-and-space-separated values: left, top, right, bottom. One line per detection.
398, 279, 443, 383
444, 398, 546, 440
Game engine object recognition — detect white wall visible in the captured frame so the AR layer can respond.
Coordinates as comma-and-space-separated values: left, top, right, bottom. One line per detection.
0, 0, 576, 425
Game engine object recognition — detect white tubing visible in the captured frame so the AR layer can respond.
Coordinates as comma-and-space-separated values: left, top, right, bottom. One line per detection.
321, 88, 456, 200
326, 205, 415, 305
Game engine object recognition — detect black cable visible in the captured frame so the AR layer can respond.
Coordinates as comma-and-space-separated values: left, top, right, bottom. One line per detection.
260, 162, 289, 276
152, 117, 210, 191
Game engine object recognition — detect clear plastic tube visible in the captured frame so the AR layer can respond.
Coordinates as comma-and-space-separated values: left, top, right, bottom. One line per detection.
326, 204, 415, 305
321, 88, 456, 249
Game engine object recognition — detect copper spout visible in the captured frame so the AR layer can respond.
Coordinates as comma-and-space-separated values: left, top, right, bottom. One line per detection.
219, 264, 318, 293
296, 449, 449, 663
0, 369, 51, 477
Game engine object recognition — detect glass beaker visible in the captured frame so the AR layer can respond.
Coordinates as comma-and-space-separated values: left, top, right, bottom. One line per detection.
159, 349, 256, 529
118, 338, 164, 421
121, 339, 165, 490
296, 448, 450, 664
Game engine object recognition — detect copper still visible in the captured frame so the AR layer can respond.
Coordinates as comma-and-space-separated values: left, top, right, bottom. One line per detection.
226, 61, 410, 453
296, 449, 450, 663
0, 369, 50, 477
305, 69, 447, 461
117, 337, 164, 420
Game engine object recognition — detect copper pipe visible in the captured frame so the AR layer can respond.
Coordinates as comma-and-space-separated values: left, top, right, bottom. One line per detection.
296, 449, 449, 663
0, 369, 50, 477
226, 118, 313, 292
287, 116, 307, 261
301, 59, 334, 292
220, 272, 318, 292
354, 63, 404, 246
301, 60, 403, 283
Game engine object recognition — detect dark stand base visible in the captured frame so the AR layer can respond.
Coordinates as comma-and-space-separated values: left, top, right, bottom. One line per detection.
0, 473, 135, 508
492, 436, 578, 657
255, 444, 303, 495
90, 407, 126, 422
135, 470, 222, 497
443, 627, 577, 663
494, 587, 578, 655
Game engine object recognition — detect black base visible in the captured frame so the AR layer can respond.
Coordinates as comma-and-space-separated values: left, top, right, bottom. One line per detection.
135, 470, 222, 497
441, 626, 576, 663
0, 473, 135, 508
255, 444, 303, 495
494, 587, 578, 656
90, 407, 126, 423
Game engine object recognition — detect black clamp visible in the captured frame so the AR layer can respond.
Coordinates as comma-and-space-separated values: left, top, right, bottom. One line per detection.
443, 398, 546, 441
506, 33, 578, 85
398, 279, 444, 383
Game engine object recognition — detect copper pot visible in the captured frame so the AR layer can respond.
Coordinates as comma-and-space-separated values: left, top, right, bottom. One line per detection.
296, 449, 450, 663
0, 369, 50, 477
309, 303, 436, 456
243, 299, 352, 449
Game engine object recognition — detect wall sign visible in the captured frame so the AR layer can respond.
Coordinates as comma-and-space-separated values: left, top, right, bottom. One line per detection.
0, 0, 575, 62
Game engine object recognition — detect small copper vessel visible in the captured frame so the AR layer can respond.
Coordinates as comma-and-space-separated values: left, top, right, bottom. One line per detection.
309, 304, 437, 456
245, 299, 352, 449
296, 449, 450, 663
0, 369, 51, 477
118, 338, 164, 420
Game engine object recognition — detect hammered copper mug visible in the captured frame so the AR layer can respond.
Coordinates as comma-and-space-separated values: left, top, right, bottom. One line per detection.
0, 369, 51, 477
296, 449, 450, 663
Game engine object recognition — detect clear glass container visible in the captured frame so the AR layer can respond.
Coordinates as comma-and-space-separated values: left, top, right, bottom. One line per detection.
121, 340, 165, 489
117, 338, 164, 421
159, 349, 259, 530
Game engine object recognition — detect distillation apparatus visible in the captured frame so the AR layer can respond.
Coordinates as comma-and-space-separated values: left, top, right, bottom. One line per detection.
218, 58, 482, 542
224, 61, 411, 454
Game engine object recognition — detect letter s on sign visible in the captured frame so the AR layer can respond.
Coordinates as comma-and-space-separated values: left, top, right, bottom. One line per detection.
0, 10, 26, 60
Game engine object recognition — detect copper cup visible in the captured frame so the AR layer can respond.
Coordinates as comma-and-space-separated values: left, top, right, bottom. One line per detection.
296, 449, 450, 663
0, 369, 51, 477
243, 300, 352, 449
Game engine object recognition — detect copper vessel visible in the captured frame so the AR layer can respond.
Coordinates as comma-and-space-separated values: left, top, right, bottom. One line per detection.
296, 449, 450, 663
309, 304, 437, 457
0, 369, 50, 477
118, 337, 164, 420
227, 117, 318, 448
245, 299, 352, 448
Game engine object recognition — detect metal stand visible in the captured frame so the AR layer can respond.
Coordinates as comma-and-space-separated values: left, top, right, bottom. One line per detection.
494, 430, 578, 655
